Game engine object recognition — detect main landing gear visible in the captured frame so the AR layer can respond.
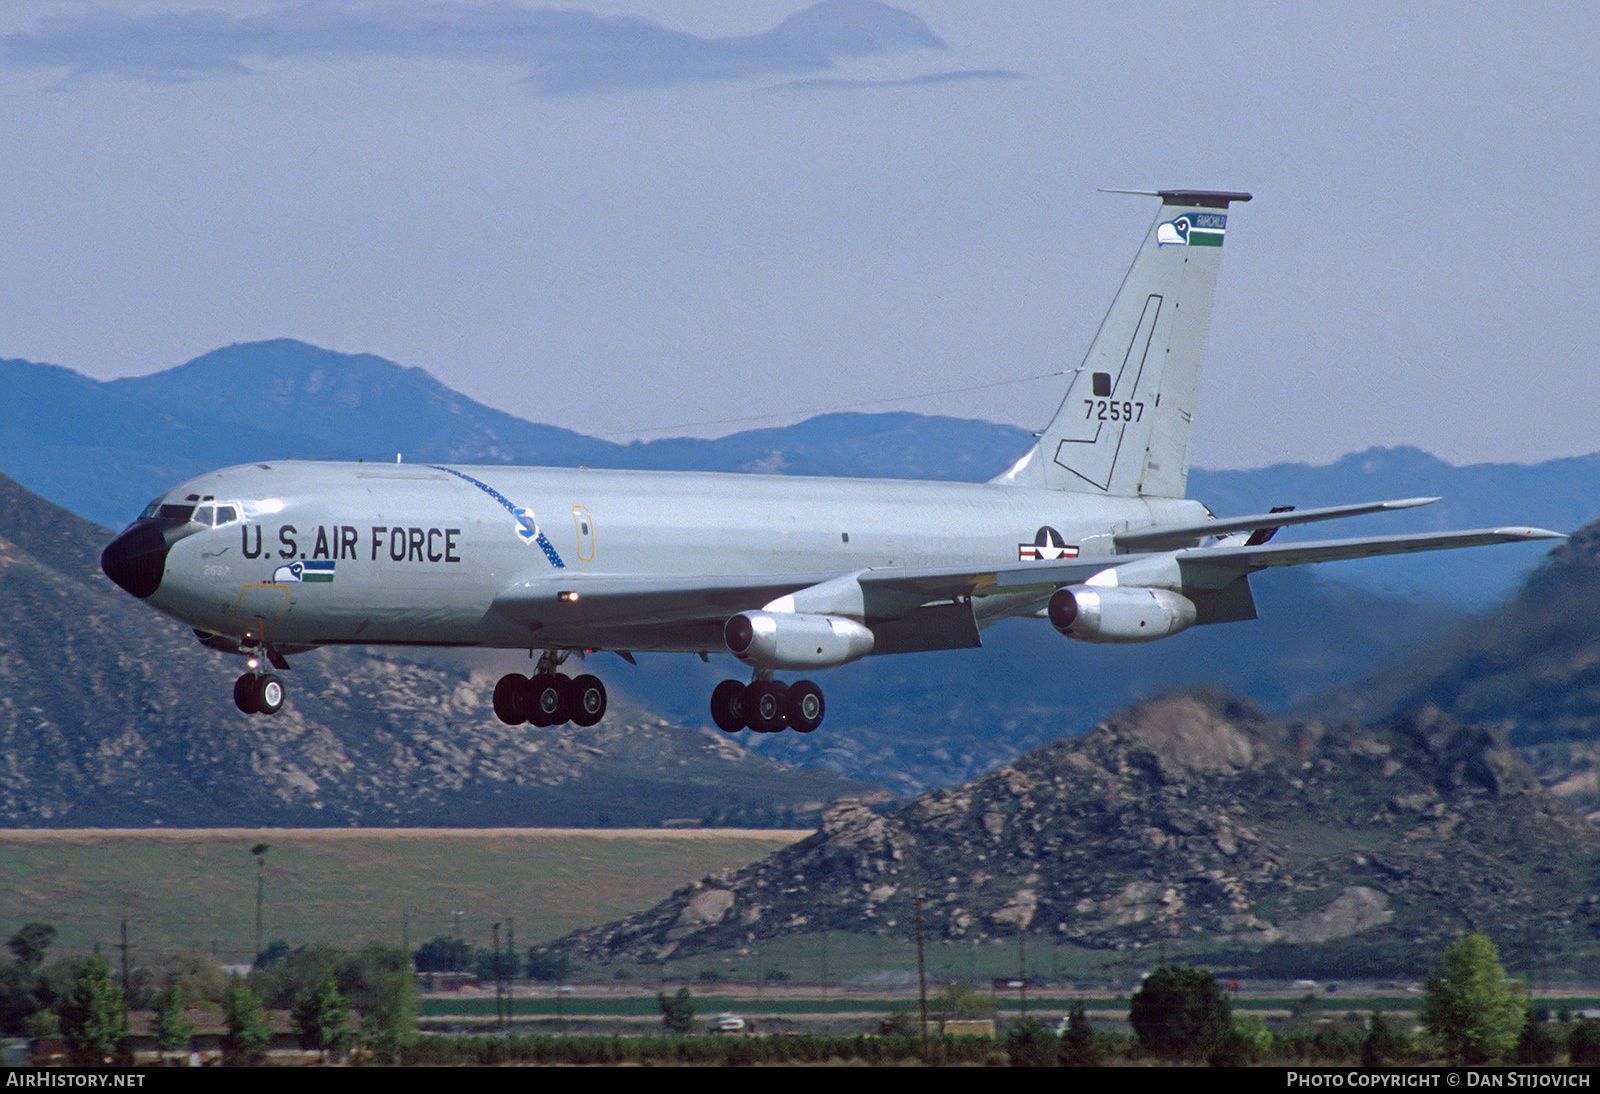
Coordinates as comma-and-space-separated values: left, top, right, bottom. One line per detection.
493, 651, 608, 727
710, 675, 824, 734
233, 671, 285, 715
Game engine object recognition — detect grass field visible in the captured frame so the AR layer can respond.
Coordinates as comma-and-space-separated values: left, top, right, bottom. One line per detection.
0, 827, 808, 968
0, 828, 1251, 987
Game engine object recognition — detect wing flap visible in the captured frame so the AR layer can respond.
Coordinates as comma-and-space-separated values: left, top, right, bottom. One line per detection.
1113, 497, 1440, 552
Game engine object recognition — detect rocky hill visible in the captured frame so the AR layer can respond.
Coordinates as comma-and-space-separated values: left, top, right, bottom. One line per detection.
0, 474, 871, 826
559, 691, 1599, 964
1303, 516, 1600, 823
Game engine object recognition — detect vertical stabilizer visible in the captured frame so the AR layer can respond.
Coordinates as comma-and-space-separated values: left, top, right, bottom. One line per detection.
992, 190, 1250, 498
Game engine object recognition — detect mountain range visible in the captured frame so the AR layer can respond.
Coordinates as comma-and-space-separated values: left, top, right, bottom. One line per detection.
0, 338, 1594, 811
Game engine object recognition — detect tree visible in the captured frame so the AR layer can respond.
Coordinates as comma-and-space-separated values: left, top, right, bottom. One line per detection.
1060, 999, 1100, 1067
291, 974, 350, 1061
249, 941, 342, 1008
1516, 1015, 1560, 1065
932, 980, 997, 1022
223, 976, 271, 1066
153, 982, 195, 1057
338, 946, 417, 1063
0, 960, 50, 1036
658, 986, 694, 1034
1363, 1009, 1406, 1066
1128, 965, 1231, 1061
58, 957, 126, 1065
1005, 1017, 1058, 1066
525, 947, 572, 982
413, 935, 472, 973
1569, 1020, 1600, 1065
1420, 934, 1526, 1064
474, 947, 521, 981
6, 923, 56, 971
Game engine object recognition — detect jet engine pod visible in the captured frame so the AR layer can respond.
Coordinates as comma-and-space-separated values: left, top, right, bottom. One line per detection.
1047, 585, 1198, 643
724, 611, 875, 669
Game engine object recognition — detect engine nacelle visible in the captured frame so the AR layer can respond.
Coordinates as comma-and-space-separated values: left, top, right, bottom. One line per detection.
1047, 585, 1197, 644
725, 611, 876, 669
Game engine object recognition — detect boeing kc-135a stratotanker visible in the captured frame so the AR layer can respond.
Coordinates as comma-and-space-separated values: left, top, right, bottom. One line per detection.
100, 190, 1562, 734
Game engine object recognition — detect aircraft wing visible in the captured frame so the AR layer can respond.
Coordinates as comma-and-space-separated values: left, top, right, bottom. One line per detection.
489, 525, 1561, 654
1171, 526, 1563, 589
489, 559, 1122, 656
492, 557, 1122, 623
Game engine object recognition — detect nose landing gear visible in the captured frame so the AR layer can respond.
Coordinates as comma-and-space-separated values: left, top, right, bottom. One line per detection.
233, 671, 285, 715
710, 674, 825, 734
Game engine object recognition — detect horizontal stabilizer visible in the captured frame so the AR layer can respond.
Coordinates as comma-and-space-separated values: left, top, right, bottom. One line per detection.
1114, 497, 1440, 552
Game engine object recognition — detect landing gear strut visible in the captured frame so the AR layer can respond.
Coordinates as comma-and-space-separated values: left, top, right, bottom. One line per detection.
710, 675, 825, 734
493, 651, 608, 728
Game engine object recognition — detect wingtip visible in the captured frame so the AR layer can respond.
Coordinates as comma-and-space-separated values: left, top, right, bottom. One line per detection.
1495, 527, 1567, 540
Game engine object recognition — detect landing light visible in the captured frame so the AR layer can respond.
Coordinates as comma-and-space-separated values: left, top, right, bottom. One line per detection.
558, 591, 579, 602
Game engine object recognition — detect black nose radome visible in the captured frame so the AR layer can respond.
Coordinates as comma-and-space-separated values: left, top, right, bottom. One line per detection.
101, 522, 171, 599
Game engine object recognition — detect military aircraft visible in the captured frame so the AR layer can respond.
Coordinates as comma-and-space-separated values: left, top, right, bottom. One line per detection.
100, 190, 1562, 734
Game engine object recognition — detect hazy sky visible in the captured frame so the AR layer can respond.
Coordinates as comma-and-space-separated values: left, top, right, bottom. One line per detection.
2, 1, 1594, 469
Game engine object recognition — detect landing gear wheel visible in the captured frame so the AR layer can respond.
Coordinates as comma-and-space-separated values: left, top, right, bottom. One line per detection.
233, 673, 260, 714
746, 680, 789, 734
710, 680, 747, 732
254, 674, 285, 715
493, 673, 530, 725
785, 680, 825, 733
569, 674, 607, 727
528, 673, 571, 727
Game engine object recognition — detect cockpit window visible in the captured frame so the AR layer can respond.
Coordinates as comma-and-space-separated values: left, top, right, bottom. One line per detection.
137, 497, 242, 526
157, 503, 196, 523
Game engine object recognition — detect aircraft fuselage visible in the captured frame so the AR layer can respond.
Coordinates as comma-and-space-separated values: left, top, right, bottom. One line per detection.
126, 459, 1209, 653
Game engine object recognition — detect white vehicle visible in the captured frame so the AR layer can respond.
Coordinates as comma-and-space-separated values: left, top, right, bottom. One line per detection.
708, 1012, 747, 1034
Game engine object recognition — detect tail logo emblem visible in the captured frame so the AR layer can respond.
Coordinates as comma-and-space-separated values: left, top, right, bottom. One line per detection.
1157, 212, 1227, 247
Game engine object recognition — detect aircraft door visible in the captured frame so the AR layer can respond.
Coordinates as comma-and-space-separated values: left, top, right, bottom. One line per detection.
232, 582, 292, 644
571, 506, 595, 562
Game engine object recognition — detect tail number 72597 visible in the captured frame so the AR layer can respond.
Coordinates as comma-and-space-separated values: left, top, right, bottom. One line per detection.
1084, 400, 1145, 422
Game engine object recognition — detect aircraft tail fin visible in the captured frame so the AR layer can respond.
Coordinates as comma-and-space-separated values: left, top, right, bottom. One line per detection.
992, 189, 1250, 498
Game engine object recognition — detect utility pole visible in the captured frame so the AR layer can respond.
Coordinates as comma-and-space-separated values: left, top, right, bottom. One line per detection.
915, 904, 929, 1059
251, 843, 270, 961
506, 918, 516, 1027
1018, 932, 1028, 1018
492, 922, 504, 1031
117, 920, 132, 1025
